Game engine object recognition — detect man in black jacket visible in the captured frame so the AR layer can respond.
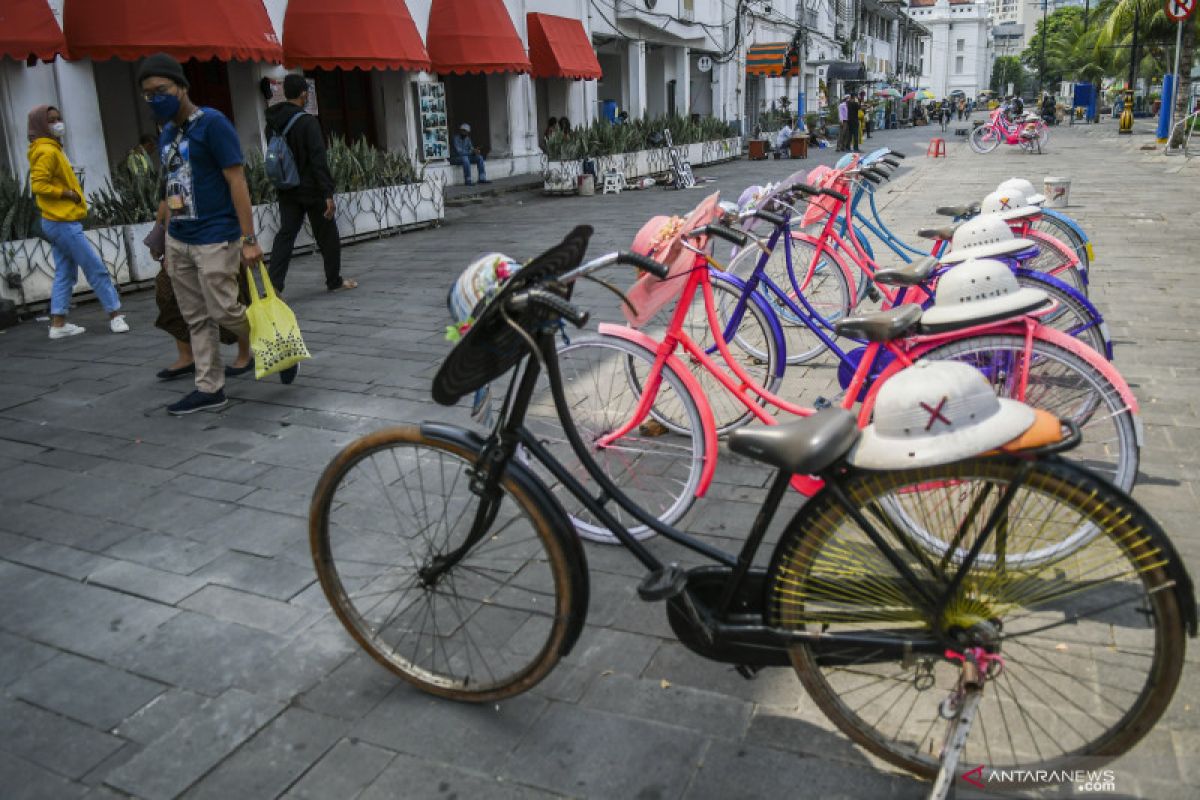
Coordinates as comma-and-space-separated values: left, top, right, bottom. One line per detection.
264, 74, 356, 293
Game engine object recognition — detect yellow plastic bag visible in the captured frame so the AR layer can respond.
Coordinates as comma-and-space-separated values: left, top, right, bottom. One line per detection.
245, 262, 311, 380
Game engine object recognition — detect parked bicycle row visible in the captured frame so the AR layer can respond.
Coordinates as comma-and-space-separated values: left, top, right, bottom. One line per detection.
307, 148, 1194, 800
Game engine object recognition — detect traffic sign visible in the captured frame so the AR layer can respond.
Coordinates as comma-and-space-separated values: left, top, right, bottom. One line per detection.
1166, 0, 1195, 22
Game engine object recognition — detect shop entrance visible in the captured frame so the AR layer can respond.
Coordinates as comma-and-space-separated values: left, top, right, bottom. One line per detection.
183, 59, 234, 122
441, 73, 491, 156
308, 68, 378, 146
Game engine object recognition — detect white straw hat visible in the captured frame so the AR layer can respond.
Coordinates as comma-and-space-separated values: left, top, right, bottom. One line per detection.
848, 361, 1036, 469
980, 189, 1041, 222
920, 258, 1048, 329
938, 213, 1035, 264
998, 177, 1046, 206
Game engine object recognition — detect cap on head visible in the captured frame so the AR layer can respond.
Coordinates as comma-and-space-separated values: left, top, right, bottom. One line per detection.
283, 74, 308, 100
136, 53, 189, 89
459, 123, 471, 133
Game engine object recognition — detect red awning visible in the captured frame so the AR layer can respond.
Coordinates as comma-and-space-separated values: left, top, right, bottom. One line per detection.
427, 0, 530, 75
63, 0, 282, 63
283, 0, 430, 71
1, 0, 67, 62
527, 13, 601, 80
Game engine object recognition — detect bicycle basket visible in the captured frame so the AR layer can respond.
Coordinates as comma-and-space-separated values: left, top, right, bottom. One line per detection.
432, 225, 593, 406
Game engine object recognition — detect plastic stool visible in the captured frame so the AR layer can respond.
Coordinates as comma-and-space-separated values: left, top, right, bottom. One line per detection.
927, 138, 947, 158
601, 172, 626, 195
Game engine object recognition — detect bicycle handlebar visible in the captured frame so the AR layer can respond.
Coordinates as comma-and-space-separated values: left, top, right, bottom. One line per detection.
508, 288, 590, 328
749, 209, 787, 228
689, 224, 750, 247
617, 251, 671, 279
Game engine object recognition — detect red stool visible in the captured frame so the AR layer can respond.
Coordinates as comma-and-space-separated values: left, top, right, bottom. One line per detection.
927, 138, 947, 158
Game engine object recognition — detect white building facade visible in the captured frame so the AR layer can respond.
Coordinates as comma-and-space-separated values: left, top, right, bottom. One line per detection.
910, 0, 993, 99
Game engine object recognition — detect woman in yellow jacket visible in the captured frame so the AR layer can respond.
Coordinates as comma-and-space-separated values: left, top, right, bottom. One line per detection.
27, 105, 128, 339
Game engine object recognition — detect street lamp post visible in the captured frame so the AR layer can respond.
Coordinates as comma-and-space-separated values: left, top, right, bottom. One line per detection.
1038, 0, 1048, 97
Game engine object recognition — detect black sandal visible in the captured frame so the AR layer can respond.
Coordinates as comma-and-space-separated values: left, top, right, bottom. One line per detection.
156, 363, 195, 381
225, 358, 255, 377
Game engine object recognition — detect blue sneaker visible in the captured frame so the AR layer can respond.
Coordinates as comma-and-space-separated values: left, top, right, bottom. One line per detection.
167, 389, 227, 416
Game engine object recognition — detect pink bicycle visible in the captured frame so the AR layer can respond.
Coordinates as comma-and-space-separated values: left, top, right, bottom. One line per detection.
531, 194, 1140, 549
969, 108, 1047, 154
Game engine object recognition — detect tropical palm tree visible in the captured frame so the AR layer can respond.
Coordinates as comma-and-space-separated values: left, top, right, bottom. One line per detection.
1100, 0, 1197, 143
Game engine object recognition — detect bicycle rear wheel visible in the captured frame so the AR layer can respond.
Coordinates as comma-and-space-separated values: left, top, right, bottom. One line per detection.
526, 334, 707, 543
1014, 271, 1108, 357
767, 457, 1187, 779
905, 333, 1138, 492
1021, 229, 1086, 295
1032, 214, 1089, 271
309, 426, 580, 701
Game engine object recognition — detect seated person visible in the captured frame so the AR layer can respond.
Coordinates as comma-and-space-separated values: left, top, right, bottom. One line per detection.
774, 120, 793, 154
450, 123, 490, 186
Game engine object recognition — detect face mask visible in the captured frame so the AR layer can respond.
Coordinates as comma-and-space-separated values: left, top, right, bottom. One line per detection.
49, 121, 65, 137
147, 92, 181, 123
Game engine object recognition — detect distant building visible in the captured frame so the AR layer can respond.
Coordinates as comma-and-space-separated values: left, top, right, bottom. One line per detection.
909, 0, 994, 99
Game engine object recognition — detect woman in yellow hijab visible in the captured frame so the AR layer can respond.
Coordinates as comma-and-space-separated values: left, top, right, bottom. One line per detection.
27, 104, 129, 339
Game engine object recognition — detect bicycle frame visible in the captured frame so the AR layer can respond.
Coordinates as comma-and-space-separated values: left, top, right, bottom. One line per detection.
468, 325, 992, 661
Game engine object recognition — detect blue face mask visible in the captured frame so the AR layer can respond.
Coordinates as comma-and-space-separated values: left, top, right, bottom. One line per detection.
147, 92, 181, 123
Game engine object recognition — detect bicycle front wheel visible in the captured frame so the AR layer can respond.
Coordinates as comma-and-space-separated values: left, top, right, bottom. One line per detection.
970, 125, 998, 153
309, 426, 579, 701
525, 334, 707, 543
725, 231, 854, 365
908, 333, 1138, 491
767, 457, 1186, 779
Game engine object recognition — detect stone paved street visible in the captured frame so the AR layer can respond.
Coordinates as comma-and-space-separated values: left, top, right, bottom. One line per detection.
1, 118, 1198, 799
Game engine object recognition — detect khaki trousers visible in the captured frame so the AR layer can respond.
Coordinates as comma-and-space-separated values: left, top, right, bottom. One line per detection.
166, 235, 250, 394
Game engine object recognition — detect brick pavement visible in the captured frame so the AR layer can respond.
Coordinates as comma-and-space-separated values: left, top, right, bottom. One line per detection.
0, 118, 1197, 799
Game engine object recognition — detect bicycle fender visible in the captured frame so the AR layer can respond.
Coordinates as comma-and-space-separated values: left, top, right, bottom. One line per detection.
1013, 269, 1113, 360
707, 270, 789, 380
419, 421, 590, 657
597, 323, 720, 496
1041, 208, 1090, 246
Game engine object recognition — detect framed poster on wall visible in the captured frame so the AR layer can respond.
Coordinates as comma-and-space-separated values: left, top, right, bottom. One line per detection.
415, 81, 449, 161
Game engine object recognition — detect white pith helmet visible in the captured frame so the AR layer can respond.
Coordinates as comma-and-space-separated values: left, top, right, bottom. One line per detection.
980, 188, 1041, 222
921, 258, 1049, 329
939, 213, 1035, 264
998, 177, 1046, 206
848, 361, 1036, 469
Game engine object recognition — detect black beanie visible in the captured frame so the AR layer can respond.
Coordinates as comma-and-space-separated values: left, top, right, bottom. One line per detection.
137, 53, 190, 89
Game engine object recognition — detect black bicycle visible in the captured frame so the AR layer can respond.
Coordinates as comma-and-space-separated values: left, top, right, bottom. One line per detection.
309, 226, 1194, 797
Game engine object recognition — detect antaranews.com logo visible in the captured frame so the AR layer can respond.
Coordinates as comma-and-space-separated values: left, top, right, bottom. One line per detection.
961, 764, 1119, 794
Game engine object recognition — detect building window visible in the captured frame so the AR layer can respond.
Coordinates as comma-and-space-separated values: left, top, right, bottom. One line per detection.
955, 56, 964, 74
956, 39, 965, 52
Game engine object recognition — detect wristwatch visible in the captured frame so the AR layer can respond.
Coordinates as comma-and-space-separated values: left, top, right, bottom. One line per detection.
241, 234, 258, 246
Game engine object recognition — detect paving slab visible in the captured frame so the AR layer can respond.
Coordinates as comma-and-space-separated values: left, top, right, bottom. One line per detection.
0, 119, 1197, 797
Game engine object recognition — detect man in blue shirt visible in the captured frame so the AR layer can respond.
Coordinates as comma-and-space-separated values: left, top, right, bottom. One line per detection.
450, 123, 490, 186
137, 53, 289, 415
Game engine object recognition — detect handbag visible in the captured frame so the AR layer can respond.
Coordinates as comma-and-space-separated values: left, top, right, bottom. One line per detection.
143, 220, 166, 261
244, 262, 311, 379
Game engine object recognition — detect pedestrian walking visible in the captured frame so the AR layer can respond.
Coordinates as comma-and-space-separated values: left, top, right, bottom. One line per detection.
846, 94, 861, 152
957, 98, 966, 120
451, 123, 490, 186
27, 105, 128, 340
137, 52, 282, 416
836, 95, 849, 151
263, 74, 355, 295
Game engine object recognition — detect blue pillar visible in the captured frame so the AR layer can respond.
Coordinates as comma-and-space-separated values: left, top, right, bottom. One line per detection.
1157, 74, 1174, 140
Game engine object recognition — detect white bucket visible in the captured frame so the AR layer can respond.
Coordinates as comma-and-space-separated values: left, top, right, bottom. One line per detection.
1043, 177, 1071, 208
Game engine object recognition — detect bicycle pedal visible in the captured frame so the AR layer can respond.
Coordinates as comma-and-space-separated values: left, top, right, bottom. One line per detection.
813, 396, 832, 410
734, 664, 762, 680
866, 286, 882, 303
637, 564, 688, 601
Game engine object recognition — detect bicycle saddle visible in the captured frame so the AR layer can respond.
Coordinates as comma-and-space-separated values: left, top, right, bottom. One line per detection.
917, 225, 958, 241
833, 305, 922, 343
727, 408, 860, 476
935, 202, 980, 218
873, 256, 938, 287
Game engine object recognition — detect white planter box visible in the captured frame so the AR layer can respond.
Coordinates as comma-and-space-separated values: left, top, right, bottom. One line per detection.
542, 137, 743, 194
0, 225, 130, 306
126, 221, 159, 282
